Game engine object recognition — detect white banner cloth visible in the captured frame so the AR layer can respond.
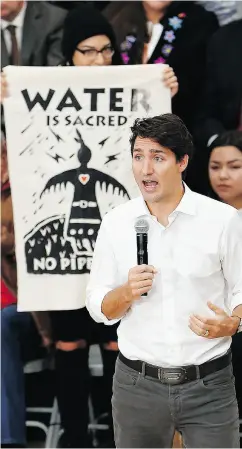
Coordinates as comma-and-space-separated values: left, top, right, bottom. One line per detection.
3, 64, 171, 311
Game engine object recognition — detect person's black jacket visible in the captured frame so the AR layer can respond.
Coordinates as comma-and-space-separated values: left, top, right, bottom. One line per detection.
150, 2, 219, 132
194, 19, 242, 149
104, 1, 219, 132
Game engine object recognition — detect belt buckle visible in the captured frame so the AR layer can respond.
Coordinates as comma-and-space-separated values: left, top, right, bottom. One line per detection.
158, 368, 187, 385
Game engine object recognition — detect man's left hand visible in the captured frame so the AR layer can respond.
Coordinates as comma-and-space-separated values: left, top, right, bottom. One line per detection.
189, 301, 240, 338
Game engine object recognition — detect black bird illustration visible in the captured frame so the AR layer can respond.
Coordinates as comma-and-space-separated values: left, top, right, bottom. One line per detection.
40, 130, 130, 255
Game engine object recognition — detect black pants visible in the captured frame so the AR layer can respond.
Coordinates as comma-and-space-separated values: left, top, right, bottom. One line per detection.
50, 308, 118, 447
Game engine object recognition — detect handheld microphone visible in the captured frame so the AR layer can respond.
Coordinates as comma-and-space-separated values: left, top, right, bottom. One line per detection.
134, 218, 149, 296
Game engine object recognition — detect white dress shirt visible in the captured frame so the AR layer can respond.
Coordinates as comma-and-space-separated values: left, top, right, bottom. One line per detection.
146, 22, 164, 61
86, 185, 242, 367
1, 2, 27, 55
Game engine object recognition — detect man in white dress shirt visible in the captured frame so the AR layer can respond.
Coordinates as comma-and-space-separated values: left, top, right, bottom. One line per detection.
86, 113, 242, 448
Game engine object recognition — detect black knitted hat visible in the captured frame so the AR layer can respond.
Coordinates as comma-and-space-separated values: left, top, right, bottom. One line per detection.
62, 4, 116, 64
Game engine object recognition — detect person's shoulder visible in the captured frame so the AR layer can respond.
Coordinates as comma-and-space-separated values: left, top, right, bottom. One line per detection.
102, 197, 143, 226
209, 18, 242, 48
178, 1, 218, 25
168, 1, 218, 44
193, 191, 237, 222
31, 1, 67, 22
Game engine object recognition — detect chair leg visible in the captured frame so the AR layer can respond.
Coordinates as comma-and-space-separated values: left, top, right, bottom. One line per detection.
88, 396, 98, 448
45, 397, 61, 449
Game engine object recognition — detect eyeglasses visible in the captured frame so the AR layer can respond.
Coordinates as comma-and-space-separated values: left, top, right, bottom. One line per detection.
75, 45, 115, 61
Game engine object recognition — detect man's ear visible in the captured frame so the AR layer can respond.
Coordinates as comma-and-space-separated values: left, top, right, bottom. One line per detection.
179, 154, 189, 174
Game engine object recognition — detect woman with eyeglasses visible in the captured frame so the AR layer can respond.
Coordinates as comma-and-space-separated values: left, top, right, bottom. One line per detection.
0, 4, 179, 447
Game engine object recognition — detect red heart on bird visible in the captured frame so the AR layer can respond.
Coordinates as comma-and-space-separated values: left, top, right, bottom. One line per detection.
79, 174, 90, 185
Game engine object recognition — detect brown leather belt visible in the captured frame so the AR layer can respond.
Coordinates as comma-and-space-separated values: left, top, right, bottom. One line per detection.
119, 350, 231, 385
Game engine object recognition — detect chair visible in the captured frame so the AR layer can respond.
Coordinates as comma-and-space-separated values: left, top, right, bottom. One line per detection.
25, 356, 61, 449
88, 344, 109, 447
25, 345, 109, 448
57, 344, 110, 448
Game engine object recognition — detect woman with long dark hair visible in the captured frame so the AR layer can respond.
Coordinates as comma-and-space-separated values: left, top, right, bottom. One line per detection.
208, 130, 242, 420
208, 131, 242, 211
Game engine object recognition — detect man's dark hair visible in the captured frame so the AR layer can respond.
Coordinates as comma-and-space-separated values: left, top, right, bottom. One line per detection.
130, 113, 194, 162
208, 130, 242, 155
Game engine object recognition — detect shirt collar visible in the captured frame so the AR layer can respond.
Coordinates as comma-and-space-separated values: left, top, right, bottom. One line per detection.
135, 183, 197, 221
1, 2, 27, 31
174, 183, 197, 216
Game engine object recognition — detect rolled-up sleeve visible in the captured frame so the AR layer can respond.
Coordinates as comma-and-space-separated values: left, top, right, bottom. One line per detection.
221, 211, 242, 312
86, 217, 121, 325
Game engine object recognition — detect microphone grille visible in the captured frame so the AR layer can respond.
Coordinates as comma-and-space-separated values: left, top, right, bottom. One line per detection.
135, 218, 149, 234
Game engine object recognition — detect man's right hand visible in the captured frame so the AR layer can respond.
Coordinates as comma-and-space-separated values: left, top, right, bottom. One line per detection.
100, 264, 158, 321
126, 264, 157, 301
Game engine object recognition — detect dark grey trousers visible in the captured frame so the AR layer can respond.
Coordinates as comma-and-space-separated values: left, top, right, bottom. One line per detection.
112, 357, 239, 448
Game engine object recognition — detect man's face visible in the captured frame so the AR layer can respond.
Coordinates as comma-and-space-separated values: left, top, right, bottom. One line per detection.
132, 137, 187, 204
1, 1, 24, 21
